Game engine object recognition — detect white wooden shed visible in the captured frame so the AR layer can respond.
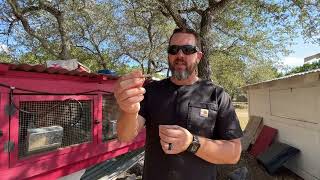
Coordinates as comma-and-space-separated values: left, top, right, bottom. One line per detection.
244, 69, 320, 180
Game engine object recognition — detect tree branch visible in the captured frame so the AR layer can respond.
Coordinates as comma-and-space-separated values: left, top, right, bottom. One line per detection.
225, 39, 239, 50
21, 6, 41, 14
38, 2, 70, 59
75, 44, 95, 54
0, 18, 19, 35
8, 0, 71, 59
124, 52, 143, 66
157, 0, 188, 28
7, 0, 59, 58
208, 0, 231, 11
178, 6, 203, 15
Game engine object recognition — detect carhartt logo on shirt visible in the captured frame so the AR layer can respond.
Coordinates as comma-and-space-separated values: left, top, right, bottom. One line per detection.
200, 109, 209, 117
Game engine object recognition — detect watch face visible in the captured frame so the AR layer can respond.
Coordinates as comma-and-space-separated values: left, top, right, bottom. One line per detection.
188, 136, 200, 153
191, 145, 198, 152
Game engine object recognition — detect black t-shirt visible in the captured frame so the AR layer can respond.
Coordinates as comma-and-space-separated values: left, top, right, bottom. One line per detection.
139, 78, 243, 180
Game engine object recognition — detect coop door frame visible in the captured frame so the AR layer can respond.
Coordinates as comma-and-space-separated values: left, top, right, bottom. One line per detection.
9, 94, 98, 168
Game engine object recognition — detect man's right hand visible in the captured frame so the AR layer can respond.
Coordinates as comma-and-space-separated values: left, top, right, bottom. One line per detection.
114, 71, 146, 114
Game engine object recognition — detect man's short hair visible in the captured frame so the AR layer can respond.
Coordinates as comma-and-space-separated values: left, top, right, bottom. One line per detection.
169, 28, 201, 51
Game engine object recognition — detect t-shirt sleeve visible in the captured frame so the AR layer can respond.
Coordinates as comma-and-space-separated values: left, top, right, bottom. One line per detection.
213, 90, 243, 140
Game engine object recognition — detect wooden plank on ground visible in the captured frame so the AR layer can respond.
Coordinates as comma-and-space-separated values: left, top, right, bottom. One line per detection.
249, 125, 278, 157
252, 121, 264, 145
241, 116, 263, 151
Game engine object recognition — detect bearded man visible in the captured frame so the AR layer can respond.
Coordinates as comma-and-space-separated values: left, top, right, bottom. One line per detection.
114, 28, 243, 180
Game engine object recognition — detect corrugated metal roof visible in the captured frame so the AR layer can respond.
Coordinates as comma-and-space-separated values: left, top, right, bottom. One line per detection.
0, 63, 119, 79
244, 68, 320, 88
81, 148, 144, 180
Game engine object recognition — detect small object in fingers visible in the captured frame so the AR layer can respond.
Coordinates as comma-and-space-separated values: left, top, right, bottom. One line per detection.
168, 143, 173, 150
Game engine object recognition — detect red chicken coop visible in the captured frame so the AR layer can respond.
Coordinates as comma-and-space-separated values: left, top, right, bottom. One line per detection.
0, 63, 146, 180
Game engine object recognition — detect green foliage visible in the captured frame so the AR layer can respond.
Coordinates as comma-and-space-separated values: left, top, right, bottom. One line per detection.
107, 0, 174, 74
244, 60, 280, 84
0, 0, 318, 95
0, 53, 13, 63
69, 47, 101, 71
286, 61, 320, 75
210, 53, 245, 99
210, 52, 280, 99
19, 51, 56, 64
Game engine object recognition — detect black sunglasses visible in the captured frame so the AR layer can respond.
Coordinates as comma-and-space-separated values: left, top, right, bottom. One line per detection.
167, 45, 199, 55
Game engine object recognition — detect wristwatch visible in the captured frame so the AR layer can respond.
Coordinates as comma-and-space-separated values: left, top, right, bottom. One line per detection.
187, 135, 200, 154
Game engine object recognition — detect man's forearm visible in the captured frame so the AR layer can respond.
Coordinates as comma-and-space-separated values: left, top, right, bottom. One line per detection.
116, 111, 141, 142
195, 137, 241, 164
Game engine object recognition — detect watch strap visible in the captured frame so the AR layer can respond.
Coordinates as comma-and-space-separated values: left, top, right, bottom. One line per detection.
187, 135, 200, 153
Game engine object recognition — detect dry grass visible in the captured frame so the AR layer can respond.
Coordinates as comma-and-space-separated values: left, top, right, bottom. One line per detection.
235, 108, 249, 130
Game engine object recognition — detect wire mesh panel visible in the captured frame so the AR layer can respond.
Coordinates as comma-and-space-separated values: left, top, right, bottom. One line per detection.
18, 99, 92, 158
102, 94, 120, 141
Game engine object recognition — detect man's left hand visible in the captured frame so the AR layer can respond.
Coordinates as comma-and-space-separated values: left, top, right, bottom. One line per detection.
159, 125, 193, 154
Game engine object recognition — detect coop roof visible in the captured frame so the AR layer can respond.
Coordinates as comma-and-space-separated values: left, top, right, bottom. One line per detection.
0, 63, 119, 80
243, 68, 320, 90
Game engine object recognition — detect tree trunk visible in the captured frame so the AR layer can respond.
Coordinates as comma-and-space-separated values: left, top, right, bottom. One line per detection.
97, 53, 107, 69
198, 9, 213, 81
8, 0, 71, 60
198, 40, 212, 80
93, 44, 107, 69
57, 14, 70, 60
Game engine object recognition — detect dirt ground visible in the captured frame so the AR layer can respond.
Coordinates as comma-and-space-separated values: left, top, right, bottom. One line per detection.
224, 108, 302, 179
216, 151, 303, 180
220, 108, 301, 179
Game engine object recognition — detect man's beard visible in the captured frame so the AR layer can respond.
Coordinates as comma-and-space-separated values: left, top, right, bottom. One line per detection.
169, 59, 198, 80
